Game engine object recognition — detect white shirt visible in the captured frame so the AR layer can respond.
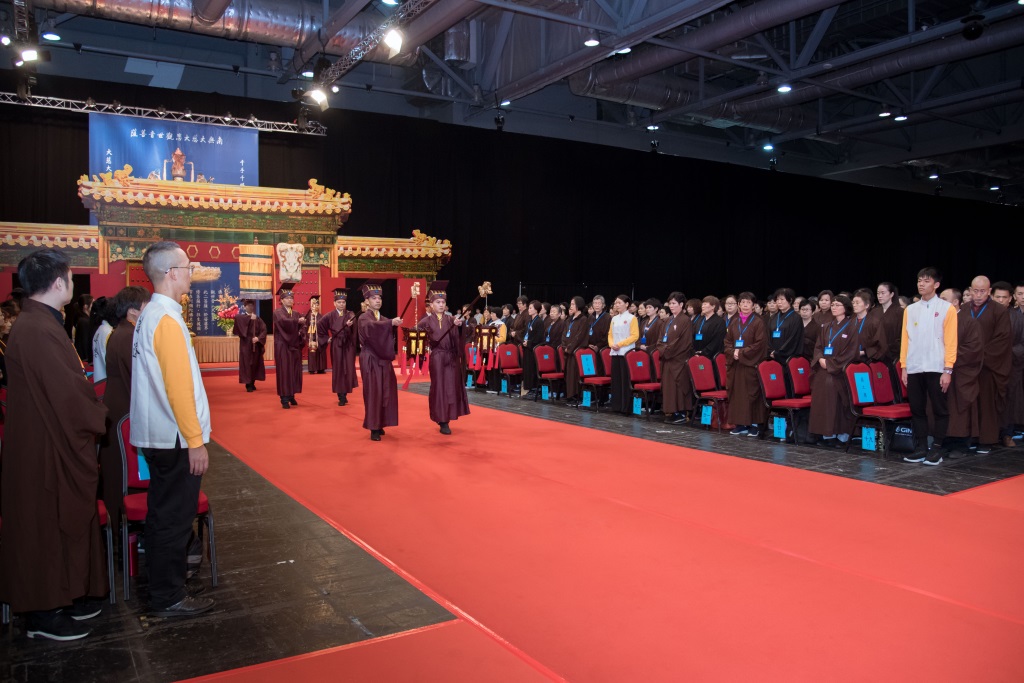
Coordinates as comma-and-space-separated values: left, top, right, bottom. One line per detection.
91, 320, 113, 383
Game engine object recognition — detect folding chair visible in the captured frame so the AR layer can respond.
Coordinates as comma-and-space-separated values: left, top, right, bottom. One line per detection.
689, 355, 728, 432
533, 345, 564, 402
577, 348, 611, 410
627, 349, 660, 419
496, 343, 523, 396
96, 500, 117, 604
117, 416, 218, 600
844, 362, 911, 459
93, 378, 106, 401
757, 360, 812, 442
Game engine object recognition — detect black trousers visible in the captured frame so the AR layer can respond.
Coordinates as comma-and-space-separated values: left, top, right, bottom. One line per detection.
609, 355, 633, 413
142, 437, 202, 608
907, 372, 947, 452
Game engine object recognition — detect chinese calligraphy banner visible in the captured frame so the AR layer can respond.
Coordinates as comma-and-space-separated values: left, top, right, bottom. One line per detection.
189, 262, 241, 337
88, 113, 258, 186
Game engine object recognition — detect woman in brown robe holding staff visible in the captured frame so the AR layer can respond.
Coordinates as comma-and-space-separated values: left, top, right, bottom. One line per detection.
809, 295, 860, 447
417, 281, 470, 434
724, 292, 768, 437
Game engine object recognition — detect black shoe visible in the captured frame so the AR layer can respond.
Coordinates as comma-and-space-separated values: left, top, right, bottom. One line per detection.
337, 394, 348, 406
370, 430, 381, 441
66, 597, 104, 621
976, 445, 993, 455
669, 414, 687, 425
439, 422, 451, 435
923, 451, 943, 466
245, 384, 255, 392
281, 401, 290, 409
379, 428, 386, 436
150, 595, 214, 618
903, 452, 927, 463
945, 449, 969, 460
289, 397, 298, 406
26, 610, 91, 641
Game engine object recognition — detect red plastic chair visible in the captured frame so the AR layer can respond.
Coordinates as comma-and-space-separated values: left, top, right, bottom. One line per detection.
844, 362, 911, 459
496, 343, 523, 396
714, 353, 728, 390
627, 350, 660, 419
576, 348, 611, 410
893, 360, 909, 401
117, 415, 218, 600
787, 356, 812, 398
557, 345, 566, 373
96, 500, 116, 604
689, 355, 728, 432
600, 347, 612, 378
93, 378, 106, 401
533, 345, 564, 402
757, 360, 812, 442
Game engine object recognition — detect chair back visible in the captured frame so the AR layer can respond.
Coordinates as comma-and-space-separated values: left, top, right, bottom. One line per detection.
844, 362, 875, 407
576, 348, 599, 378
714, 353, 728, 389
93, 379, 106, 400
497, 343, 520, 370
464, 342, 480, 370
757, 360, 787, 401
600, 347, 612, 378
788, 356, 812, 396
626, 350, 652, 383
688, 356, 718, 393
534, 345, 558, 374
651, 350, 663, 381
893, 360, 909, 400
868, 362, 896, 405
117, 415, 150, 492
557, 345, 566, 372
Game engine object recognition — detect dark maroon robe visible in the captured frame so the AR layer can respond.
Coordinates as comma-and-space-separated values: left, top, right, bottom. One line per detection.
947, 311, 983, 439
854, 312, 888, 364
561, 313, 589, 400
724, 314, 769, 427
359, 310, 399, 430
800, 320, 819, 361
873, 302, 903, 363
419, 313, 470, 423
273, 306, 307, 398
0, 299, 109, 611
509, 309, 529, 346
99, 319, 134, 523
971, 299, 1012, 444
808, 316, 860, 437
233, 312, 267, 385
318, 308, 358, 395
1007, 306, 1024, 426
306, 310, 328, 373
657, 313, 694, 413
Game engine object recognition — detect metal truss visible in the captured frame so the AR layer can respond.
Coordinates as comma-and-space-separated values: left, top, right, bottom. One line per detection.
0, 92, 327, 136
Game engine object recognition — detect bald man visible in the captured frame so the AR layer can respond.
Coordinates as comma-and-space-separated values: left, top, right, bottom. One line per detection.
967, 276, 1012, 454
939, 289, 983, 458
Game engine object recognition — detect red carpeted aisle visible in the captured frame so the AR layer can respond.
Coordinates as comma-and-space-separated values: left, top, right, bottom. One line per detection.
200, 373, 1024, 682
949, 474, 1024, 513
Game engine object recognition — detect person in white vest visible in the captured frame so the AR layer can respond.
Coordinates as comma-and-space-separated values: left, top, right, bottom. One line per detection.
130, 241, 214, 617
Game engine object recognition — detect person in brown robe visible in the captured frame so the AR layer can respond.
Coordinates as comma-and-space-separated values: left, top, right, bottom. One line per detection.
317, 288, 358, 406
98, 286, 151, 528
273, 284, 307, 409
305, 295, 328, 374
637, 298, 662, 355
808, 295, 860, 446
417, 281, 470, 434
0, 249, 109, 639
873, 282, 903, 363
852, 289, 888, 363
798, 299, 818, 361
1009, 283, 1024, 435
812, 290, 834, 327
508, 295, 529, 346
993, 281, 1023, 448
587, 295, 612, 357
233, 299, 267, 392
658, 291, 694, 424
561, 296, 590, 404
359, 281, 402, 440
967, 276, 1012, 452
723, 292, 769, 436
940, 289, 983, 457
521, 300, 543, 393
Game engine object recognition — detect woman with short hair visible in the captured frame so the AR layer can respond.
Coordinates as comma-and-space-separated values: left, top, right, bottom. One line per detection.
724, 292, 768, 437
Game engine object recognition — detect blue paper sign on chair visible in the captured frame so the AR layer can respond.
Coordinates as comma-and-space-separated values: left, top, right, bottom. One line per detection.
701, 405, 713, 425
466, 374, 474, 389
581, 354, 596, 377
501, 379, 508, 394
798, 367, 805, 375
505, 350, 513, 357
582, 390, 592, 407
542, 385, 549, 400
633, 397, 643, 415
862, 427, 877, 451
770, 373, 777, 381
854, 372, 874, 403
636, 360, 644, 369
138, 455, 151, 481
773, 416, 787, 439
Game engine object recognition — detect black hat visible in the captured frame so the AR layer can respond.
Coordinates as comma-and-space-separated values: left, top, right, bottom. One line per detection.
309, 294, 321, 302
277, 283, 295, 298
361, 281, 383, 299
333, 288, 348, 302
427, 280, 449, 301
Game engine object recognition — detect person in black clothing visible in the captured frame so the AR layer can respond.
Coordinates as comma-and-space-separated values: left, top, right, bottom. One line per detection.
768, 288, 804, 365
693, 296, 727, 357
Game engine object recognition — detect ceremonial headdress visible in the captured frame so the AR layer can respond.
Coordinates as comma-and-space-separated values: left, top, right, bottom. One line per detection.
361, 281, 383, 299
427, 280, 449, 301
276, 283, 295, 298
333, 288, 348, 302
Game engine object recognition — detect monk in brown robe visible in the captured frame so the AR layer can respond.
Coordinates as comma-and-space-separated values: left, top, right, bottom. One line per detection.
724, 292, 769, 435
852, 289, 888, 363
561, 296, 590, 404
305, 295, 328, 374
273, 285, 307, 409
967, 276, 1012, 452
873, 282, 903, 363
233, 299, 267, 392
940, 289, 982, 457
417, 281, 469, 434
359, 281, 402, 441
658, 291, 694, 424
508, 295, 529, 346
798, 299, 818, 361
812, 290, 834, 326
317, 289, 358, 406
638, 299, 662, 355
994, 281, 1023, 448
0, 248, 108, 640
808, 296, 860, 445
1008, 284, 1024, 437
99, 285, 150, 526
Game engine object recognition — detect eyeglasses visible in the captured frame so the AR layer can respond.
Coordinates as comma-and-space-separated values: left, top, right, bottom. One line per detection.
165, 264, 196, 275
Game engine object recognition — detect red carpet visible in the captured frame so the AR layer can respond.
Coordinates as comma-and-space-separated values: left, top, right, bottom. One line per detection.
201, 373, 1024, 682
949, 474, 1024, 513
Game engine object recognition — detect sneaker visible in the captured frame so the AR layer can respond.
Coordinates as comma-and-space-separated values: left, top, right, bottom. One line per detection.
747, 427, 760, 437
976, 445, 992, 455
903, 452, 927, 463
923, 452, 943, 466
729, 426, 749, 436
670, 414, 687, 425
26, 610, 91, 641
66, 597, 104, 621
150, 595, 215, 618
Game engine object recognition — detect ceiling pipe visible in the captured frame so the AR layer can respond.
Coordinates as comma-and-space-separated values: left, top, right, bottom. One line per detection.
192, 0, 233, 25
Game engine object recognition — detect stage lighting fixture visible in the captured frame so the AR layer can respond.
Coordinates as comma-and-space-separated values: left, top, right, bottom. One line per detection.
40, 20, 60, 42
331, 84, 340, 93
762, 142, 774, 152
382, 0, 398, 5
584, 30, 600, 47
113, 100, 123, 112
494, 113, 505, 131
1, 35, 11, 47
777, 83, 792, 93
183, 109, 192, 118
384, 29, 403, 53
894, 112, 908, 122
224, 111, 233, 121
308, 88, 329, 112
961, 15, 984, 40
85, 97, 96, 108
928, 172, 939, 180
500, 99, 511, 107
301, 69, 314, 78
616, 47, 631, 54
20, 48, 38, 62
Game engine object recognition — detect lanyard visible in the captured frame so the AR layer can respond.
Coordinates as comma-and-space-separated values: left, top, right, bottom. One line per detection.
775, 310, 792, 332
546, 320, 556, 342
736, 315, 754, 340
565, 315, 578, 338
857, 316, 867, 334
589, 311, 604, 336
827, 319, 851, 348
696, 316, 708, 335
526, 316, 535, 336
663, 314, 680, 342
971, 303, 988, 319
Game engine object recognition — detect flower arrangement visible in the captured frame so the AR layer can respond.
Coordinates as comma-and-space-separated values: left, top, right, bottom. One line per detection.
213, 286, 239, 335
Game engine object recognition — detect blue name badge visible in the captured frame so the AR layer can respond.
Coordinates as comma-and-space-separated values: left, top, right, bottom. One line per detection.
640, 336, 646, 345
466, 374, 474, 388
501, 379, 508, 394
823, 346, 834, 356
137, 455, 151, 481
773, 416, 787, 439
633, 396, 643, 415
582, 390, 592, 407
862, 426, 877, 451
772, 330, 781, 338
701, 405, 713, 425
695, 334, 703, 341
735, 339, 745, 348
854, 372, 874, 403
542, 385, 549, 400
581, 354, 596, 377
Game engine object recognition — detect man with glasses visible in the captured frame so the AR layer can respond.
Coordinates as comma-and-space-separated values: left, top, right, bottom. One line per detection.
966, 276, 1012, 454
131, 241, 214, 617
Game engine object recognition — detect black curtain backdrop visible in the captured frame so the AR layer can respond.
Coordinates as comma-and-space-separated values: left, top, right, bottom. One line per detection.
1, 72, 1017, 307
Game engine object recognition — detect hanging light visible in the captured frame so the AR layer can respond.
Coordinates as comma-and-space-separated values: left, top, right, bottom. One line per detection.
381, 0, 399, 5
989, 185, 1001, 191
762, 142, 774, 152
928, 172, 939, 180
20, 48, 39, 62
616, 47, 631, 55
500, 99, 511, 107
584, 29, 600, 47
384, 28, 404, 53
330, 84, 340, 93
301, 69, 314, 78
647, 124, 659, 131
878, 105, 891, 117
777, 83, 792, 93
894, 112, 908, 122
40, 20, 60, 42
1, 35, 11, 47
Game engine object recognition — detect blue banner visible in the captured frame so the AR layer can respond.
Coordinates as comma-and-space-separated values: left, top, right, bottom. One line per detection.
89, 113, 257, 186
189, 263, 241, 337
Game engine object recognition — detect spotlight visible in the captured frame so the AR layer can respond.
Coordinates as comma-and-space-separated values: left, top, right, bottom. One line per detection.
616, 47, 631, 55
777, 83, 792, 93
13, 58, 23, 67
301, 69, 314, 78
183, 109, 192, 118
297, 107, 309, 132
763, 142, 774, 152
878, 105, 891, 117
40, 20, 60, 42
113, 100, 123, 112
382, 0, 398, 4
248, 114, 257, 124
584, 30, 600, 47
494, 113, 505, 131
85, 97, 96, 109
224, 111, 233, 121
500, 99, 511, 107
646, 124, 659, 131
308, 87, 329, 112
961, 14, 984, 41
568, 114, 575, 123
384, 28, 403, 53
1, 35, 11, 47
20, 48, 39, 62
990, 185, 1001, 191
649, 140, 659, 153
157, 105, 166, 116
894, 112, 908, 122
331, 84, 340, 93
928, 172, 939, 180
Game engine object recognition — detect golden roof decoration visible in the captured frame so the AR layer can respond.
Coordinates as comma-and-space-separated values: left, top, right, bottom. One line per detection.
0, 223, 99, 250
78, 170, 353, 217
336, 231, 452, 259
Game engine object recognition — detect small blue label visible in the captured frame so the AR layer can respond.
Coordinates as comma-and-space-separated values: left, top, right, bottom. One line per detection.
798, 367, 805, 375
854, 372, 874, 404
824, 346, 833, 356
862, 427, 877, 451
772, 331, 781, 338
770, 373, 777, 381
505, 350, 512, 356
501, 379, 508, 394
542, 385, 549, 400
735, 340, 745, 348
582, 390, 591, 407
701, 405, 713, 425
543, 353, 550, 360
466, 374, 474, 388
138, 455, 150, 481
695, 334, 703, 341
773, 416, 787, 439
633, 396, 643, 415
636, 360, 644, 368
581, 354, 596, 376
